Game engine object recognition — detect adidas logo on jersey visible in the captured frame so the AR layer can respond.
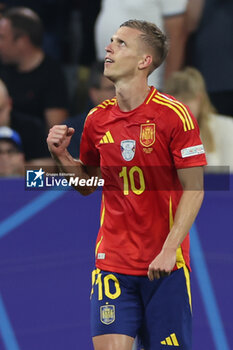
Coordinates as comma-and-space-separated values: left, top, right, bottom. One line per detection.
100, 131, 114, 144
161, 333, 179, 346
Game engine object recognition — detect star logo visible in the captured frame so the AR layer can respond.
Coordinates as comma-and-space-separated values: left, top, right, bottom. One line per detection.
33, 168, 45, 180
26, 168, 45, 188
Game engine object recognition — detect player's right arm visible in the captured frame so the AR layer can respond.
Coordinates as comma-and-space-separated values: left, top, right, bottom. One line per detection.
47, 125, 100, 195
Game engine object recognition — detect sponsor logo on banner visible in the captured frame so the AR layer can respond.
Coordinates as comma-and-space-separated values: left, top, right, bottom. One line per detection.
100, 305, 115, 325
140, 123, 155, 147
121, 140, 136, 161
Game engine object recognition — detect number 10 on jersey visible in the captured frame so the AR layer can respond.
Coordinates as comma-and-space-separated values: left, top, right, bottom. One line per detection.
119, 166, 145, 195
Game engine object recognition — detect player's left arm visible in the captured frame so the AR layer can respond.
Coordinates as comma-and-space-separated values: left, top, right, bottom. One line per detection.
148, 166, 204, 281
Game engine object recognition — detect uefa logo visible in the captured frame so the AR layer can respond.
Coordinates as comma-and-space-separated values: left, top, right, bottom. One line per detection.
26, 168, 45, 188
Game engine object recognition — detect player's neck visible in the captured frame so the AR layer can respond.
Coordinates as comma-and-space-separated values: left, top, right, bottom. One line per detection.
115, 79, 150, 112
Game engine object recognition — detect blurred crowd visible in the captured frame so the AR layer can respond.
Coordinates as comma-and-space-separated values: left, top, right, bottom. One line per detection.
0, 0, 232, 177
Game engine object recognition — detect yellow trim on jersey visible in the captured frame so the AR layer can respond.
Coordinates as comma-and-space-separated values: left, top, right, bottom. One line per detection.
100, 131, 114, 144
87, 98, 117, 119
98, 104, 106, 109
109, 98, 117, 105
102, 98, 117, 106
153, 97, 187, 131
97, 98, 117, 109
169, 196, 174, 230
169, 197, 192, 310
87, 107, 98, 117
153, 94, 195, 132
157, 92, 195, 130
100, 194, 105, 226
95, 236, 103, 257
157, 94, 191, 130
95, 195, 105, 259
176, 249, 192, 311
146, 87, 157, 104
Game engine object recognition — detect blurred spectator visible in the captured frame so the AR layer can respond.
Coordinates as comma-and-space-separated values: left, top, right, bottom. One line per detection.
164, 67, 233, 172
0, 7, 69, 129
185, 0, 233, 116
0, 78, 52, 164
0, 0, 71, 61
78, 0, 101, 67
95, 0, 188, 89
0, 125, 24, 176
64, 61, 115, 158
66, 1, 101, 115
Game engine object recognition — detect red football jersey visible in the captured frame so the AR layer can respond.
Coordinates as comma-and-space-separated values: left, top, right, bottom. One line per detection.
80, 87, 207, 275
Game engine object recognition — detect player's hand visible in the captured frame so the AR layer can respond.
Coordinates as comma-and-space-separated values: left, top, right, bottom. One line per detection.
147, 247, 177, 281
47, 125, 75, 157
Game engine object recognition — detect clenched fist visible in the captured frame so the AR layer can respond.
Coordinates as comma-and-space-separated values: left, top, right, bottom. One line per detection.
47, 125, 75, 158
147, 247, 177, 281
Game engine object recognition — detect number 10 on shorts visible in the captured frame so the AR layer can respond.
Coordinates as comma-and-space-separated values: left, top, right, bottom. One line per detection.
91, 269, 121, 301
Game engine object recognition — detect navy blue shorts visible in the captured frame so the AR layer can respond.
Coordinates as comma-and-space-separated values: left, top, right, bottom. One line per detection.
90, 267, 192, 349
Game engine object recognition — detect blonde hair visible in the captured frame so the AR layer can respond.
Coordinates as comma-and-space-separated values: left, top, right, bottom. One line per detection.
164, 67, 216, 153
120, 19, 168, 74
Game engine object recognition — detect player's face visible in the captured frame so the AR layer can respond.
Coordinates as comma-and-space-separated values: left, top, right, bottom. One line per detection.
0, 19, 21, 64
104, 26, 144, 82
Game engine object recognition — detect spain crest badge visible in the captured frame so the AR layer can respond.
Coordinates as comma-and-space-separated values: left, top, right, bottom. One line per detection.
140, 123, 155, 147
100, 305, 115, 325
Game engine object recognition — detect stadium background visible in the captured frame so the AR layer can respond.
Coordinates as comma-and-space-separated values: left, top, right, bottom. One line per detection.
0, 175, 232, 350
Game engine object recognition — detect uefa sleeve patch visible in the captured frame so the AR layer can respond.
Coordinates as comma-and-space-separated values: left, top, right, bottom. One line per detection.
181, 144, 205, 158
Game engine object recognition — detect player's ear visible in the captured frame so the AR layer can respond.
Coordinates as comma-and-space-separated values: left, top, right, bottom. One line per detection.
138, 54, 153, 71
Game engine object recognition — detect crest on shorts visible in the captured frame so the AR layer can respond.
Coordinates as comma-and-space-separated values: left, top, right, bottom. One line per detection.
100, 305, 115, 325
121, 140, 136, 161
140, 123, 155, 147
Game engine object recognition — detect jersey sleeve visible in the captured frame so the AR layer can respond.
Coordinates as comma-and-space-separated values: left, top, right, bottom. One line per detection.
162, 0, 188, 17
169, 107, 207, 169
79, 112, 100, 166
